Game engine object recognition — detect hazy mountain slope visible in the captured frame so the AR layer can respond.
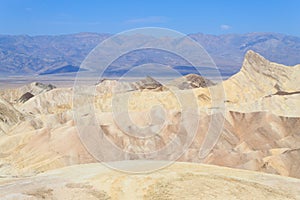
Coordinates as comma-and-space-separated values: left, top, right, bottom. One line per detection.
189, 32, 300, 70
1, 32, 300, 75
0, 33, 109, 74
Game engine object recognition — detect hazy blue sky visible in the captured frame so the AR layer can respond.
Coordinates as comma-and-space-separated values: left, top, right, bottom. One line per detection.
0, 0, 299, 36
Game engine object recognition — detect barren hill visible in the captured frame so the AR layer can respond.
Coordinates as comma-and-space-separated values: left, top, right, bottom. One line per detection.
0, 50, 299, 182
0, 161, 299, 200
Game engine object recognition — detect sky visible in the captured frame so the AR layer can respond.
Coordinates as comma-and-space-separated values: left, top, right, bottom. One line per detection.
0, 0, 299, 36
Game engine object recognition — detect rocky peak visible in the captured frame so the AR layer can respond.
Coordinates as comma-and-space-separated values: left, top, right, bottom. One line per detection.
168, 74, 215, 90
96, 76, 164, 93
241, 50, 270, 73
30, 82, 56, 93
133, 76, 163, 90
223, 50, 300, 104
19, 82, 57, 98
241, 50, 300, 91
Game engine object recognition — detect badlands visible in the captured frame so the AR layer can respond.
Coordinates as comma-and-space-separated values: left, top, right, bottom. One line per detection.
0, 50, 299, 199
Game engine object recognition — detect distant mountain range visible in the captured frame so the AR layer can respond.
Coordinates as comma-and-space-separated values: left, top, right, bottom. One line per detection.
0, 32, 300, 76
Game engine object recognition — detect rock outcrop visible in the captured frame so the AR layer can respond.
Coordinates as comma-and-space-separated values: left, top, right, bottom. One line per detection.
96, 76, 164, 93
168, 74, 215, 89
223, 50, 300, 104
0, 82, 56, 104
18, 92, 34, 103
0, 98, 23, 134
131, 76, 164, 90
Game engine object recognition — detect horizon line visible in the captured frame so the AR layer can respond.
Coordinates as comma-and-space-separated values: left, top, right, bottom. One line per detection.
0, 31, 299, 38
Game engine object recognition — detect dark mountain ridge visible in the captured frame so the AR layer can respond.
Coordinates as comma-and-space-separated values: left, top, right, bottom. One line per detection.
0, 32, 299, 76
